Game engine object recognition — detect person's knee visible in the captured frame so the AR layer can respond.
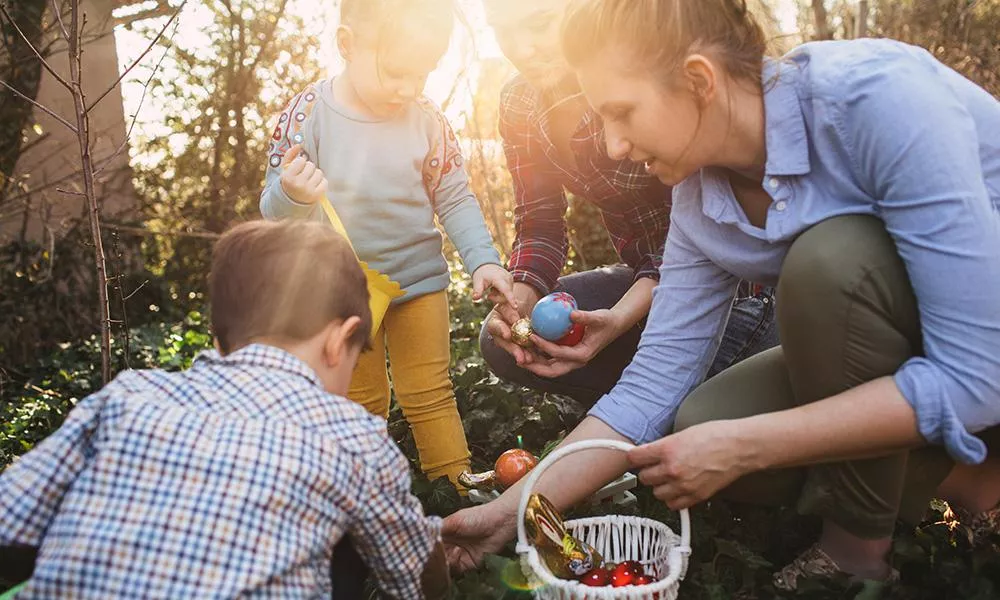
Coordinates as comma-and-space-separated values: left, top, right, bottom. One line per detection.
673, 395, 708, 434
778, 216, 899, 326
781, 217, 881, 300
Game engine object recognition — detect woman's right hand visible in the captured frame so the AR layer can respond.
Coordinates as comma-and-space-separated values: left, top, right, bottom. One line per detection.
442, 503, 518, 573
484, 282, 542, 366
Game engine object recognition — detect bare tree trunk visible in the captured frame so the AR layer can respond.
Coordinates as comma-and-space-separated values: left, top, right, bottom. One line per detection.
812, 0, 831, 39
0, 0, 47, 182
68, 1, 111, 383
856, 0, 870, 38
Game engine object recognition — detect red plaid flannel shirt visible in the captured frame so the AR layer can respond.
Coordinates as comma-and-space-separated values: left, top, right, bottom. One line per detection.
499, 75, 673, 295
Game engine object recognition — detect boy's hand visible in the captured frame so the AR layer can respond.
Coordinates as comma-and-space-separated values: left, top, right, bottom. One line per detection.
472, 264, 518, 309
279, 144, 327, 205
442, 504, 517, 573
420, 541, 451, 600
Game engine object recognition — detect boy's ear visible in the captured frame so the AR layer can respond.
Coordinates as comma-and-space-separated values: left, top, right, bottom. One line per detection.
323, 316, 363, 367
336, 25, 355, 62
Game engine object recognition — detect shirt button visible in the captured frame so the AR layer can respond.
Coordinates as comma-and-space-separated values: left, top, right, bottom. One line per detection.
768, 177, 779, 190
775, 200, 788, 212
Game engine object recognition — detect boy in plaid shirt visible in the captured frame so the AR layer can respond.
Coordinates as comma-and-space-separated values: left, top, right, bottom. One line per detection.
0, 220, 449, 599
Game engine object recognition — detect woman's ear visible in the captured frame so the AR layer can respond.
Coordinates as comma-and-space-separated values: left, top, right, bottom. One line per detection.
336, 25, 354, 62
682, 54, 718, 106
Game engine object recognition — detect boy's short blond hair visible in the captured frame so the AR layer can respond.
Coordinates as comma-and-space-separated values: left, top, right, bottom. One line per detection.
209, 219, 372, 354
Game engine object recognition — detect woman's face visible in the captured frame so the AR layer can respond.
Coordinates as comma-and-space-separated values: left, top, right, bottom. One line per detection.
485, 0, 572, 90
576, 49, 722, 186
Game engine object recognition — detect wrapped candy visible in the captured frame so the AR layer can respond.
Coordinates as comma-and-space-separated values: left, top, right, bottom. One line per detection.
458, 449, 538, 491
511, 318, 534, 348
495, 449, 538, 488
457, 469, 496, 490
611, 560, 643, 587
523, 493, 603, 579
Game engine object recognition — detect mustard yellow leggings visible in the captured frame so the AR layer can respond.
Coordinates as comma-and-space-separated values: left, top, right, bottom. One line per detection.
348, 290, 471, 484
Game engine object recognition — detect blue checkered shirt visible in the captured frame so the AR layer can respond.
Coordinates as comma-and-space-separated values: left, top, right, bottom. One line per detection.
0, 344, 441, 599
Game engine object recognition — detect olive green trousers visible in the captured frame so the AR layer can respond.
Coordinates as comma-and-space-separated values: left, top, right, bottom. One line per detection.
674, 216, 998, 538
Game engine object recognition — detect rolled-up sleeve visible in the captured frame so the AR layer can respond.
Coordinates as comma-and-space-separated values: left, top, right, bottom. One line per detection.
839, 57, 1000, 463
589, 220, 738, 443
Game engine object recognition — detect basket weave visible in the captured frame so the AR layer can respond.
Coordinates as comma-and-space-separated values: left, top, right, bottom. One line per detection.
516, 440, 691, 599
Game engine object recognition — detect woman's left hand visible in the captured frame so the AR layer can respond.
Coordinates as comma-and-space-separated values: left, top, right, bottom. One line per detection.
627, 420, 755, 510
522, 309, 624, 378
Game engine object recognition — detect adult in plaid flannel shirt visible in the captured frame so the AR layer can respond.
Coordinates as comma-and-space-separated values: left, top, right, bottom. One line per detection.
0, 221, 448, 599
478, 0, 779, 405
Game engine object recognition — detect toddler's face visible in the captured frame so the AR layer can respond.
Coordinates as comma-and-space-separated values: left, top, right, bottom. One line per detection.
346, 25, 450, 118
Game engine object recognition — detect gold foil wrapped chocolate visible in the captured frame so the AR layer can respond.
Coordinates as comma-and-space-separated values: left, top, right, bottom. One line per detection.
524, 493, 602, 579
511, 318, 533, 347
457, 469, 496, 490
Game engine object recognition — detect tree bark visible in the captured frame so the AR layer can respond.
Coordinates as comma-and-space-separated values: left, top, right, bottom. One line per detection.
0, 0, 47, 183
811, 0, 832, 40
856, 0, 870, 38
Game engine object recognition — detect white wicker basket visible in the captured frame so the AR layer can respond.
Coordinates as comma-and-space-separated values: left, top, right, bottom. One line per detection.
515, 440, 691, 600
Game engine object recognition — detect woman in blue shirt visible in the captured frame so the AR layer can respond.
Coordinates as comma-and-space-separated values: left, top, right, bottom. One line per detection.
443, 0, 1000, 589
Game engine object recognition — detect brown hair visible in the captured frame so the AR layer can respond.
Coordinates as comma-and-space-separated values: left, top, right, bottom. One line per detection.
209, 219, 372, 354
561, 0, 772, 88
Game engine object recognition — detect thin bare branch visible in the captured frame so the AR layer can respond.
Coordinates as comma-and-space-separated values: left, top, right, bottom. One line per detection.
114, 1, 174, 29
68, 0, 112, 384
0, 4, 73, 91
95, 15, 180, 176
0, 79, 78, 132
87, 0, 188, 113
123, 279, 149, 301
101, 222, 221, 240
51, 0, 69, 39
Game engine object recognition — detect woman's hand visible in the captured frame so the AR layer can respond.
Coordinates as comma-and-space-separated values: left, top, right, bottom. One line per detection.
522, 309, 625, 378
441, 503, 518, 573
484, 283, 542, 366
627, 420, 754, 510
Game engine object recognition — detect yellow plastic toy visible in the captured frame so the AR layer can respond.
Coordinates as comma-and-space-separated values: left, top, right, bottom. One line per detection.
320, 197, 404, 339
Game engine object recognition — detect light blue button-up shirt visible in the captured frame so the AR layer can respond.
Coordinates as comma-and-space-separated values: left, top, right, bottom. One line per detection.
590, 39, 1000, 464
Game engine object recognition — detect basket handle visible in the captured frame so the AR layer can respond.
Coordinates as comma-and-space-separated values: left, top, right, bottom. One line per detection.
515, 439, 691, 584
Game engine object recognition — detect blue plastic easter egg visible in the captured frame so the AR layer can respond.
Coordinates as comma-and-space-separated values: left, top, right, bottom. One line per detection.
531, 292, 578, 341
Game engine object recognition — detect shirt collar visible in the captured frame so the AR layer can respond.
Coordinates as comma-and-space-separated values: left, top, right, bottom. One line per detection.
193, 343, 322, 387
762, 57, 811, 177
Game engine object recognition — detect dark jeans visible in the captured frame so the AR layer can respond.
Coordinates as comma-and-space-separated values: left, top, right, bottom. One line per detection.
331, 535, 369, 599
479, 264, 780, 408
0, 539, 369, 599
674, 216, 999, 538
